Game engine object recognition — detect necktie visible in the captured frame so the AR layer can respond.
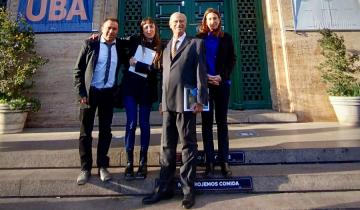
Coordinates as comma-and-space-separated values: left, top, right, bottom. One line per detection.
171, 40, 178, 59
104, 43, 114, 85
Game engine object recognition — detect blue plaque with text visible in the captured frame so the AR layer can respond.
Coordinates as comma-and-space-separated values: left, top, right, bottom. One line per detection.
174, 151, 245, 166
156, 177, 253, 192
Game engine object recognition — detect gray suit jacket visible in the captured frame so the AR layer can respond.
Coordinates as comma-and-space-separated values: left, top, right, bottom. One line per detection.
161, 36, 208, 112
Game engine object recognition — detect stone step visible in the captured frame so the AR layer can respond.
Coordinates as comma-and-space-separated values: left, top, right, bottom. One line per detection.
1, 146, 359, 169
1, 123, 360, 168
1, 163, 359, 197
109, 109, 298, 126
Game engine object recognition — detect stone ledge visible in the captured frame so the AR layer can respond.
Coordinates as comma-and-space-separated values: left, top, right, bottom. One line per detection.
1, 163, 360, 197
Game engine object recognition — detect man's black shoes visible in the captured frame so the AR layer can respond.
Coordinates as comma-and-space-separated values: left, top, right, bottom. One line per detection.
142, 191, 174, 205
182, 193, 195, 209
142, 189, 195, 209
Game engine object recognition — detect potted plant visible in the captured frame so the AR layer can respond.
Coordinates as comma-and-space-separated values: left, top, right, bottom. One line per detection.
317, 29, 360, 125
0, 8, 47, 133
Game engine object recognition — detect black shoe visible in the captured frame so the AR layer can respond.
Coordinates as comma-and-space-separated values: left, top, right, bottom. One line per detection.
136, 164, 147, 179
221, 162, 232, 178
124, 163, 135, 180
142, 191, 174, 205
204, 163, 215, 178
182, 193, 195, 209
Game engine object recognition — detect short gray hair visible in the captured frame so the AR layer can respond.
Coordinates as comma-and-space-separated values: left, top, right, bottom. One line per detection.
169, 12, 187, 24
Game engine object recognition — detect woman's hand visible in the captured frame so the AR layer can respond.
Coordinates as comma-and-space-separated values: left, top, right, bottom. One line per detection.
129, 57, 137, 67
207, 74, 221, 86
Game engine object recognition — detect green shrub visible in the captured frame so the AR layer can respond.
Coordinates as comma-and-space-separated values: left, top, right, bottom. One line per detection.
0, 7, 47, 111
317, 29, 360, 96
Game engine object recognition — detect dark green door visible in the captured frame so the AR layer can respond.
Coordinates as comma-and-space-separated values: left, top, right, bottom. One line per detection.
118, 0, 225, 41
117, 0, 272, 110
0, 0, 7, 7
151, 0, 225, 40
229, 0, 272, 109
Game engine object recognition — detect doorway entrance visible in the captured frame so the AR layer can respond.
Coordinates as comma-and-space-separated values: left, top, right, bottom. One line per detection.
118, 0, 272, 109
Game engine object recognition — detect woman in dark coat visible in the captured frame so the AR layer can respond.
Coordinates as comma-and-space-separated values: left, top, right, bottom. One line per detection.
197, 8, 236, 178
122, 17, 162, 180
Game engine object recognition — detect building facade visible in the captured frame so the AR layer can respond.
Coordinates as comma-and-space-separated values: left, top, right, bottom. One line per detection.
5, 0, 360, 127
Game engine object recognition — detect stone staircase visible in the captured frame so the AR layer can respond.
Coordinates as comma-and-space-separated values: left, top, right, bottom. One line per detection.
1, 121, 360, 198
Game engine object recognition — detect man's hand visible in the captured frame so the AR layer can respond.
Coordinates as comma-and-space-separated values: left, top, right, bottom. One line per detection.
159, 103, 163, 115
89, 33, 99, 41
79, 97, 88, 104
192, 103, 203, 114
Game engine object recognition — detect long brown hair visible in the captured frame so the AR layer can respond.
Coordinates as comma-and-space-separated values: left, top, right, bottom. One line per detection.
198, 8, 224, 37
139, 17, 162, 67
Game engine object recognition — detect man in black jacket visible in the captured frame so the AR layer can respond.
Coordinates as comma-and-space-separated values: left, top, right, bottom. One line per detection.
73, 17, 125, 185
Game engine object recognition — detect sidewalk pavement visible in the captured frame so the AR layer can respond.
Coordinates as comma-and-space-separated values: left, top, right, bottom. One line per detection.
1, 191, 360, 210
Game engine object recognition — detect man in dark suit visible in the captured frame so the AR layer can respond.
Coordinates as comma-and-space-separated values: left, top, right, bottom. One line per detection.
73, 17, 125, 185
142, 12, 208, 209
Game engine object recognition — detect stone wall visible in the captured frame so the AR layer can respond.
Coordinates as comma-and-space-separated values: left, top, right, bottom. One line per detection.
262, 0, 360, 122
7, 0, 360, 127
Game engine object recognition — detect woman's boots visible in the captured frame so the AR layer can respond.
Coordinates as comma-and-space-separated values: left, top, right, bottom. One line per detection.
136, 150, 148, 179
125, 150, 148, 180
204, 163, 215, 178
124, 150, 134, 180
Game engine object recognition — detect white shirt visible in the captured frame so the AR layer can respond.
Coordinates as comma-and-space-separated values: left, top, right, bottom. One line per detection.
173, 32, 186, 51
91, 36, 118, 89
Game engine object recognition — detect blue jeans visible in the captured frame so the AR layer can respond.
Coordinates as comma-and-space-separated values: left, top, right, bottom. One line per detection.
124, 96, 151, 152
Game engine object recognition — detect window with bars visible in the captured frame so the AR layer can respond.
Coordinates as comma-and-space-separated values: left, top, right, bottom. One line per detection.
123, 0, 142, 36
236, 0, 266, 102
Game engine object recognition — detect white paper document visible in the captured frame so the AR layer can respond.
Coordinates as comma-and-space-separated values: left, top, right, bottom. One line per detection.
184, 87, 209, 112
128, 45, 156, 78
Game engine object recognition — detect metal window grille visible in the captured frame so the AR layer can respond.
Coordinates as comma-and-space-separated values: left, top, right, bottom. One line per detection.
237, 0, 264, 102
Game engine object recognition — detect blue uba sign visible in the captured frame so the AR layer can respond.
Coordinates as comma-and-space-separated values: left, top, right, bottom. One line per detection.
18, 0, 94, 33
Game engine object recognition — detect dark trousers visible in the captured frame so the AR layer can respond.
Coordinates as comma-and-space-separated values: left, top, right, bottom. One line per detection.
123, 95, 151, 152
79, 87, 114, 171
201, 82, 230, 163
159, 111, 198, 195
